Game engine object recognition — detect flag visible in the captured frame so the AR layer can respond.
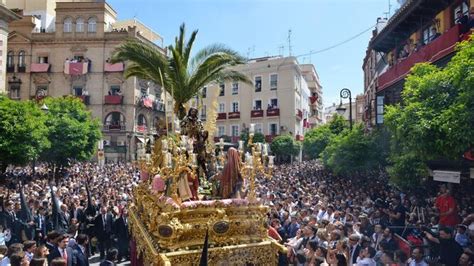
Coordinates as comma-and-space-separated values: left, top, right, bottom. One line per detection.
19, 183, 33, 222
199, 229, 209, 266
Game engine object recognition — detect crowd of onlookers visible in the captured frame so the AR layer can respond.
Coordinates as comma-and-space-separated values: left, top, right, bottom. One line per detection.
1, 159, 473, 265
257, 160, 474, 265
0, 163, 139, 266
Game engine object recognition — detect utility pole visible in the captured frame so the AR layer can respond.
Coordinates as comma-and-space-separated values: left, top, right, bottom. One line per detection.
287, 29, 292, 56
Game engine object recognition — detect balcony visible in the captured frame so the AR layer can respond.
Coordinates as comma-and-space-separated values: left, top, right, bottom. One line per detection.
296, 109, 303, 120
310, 96, 318, 105
296, 135, 304, 141
153, 100, 165, 112
136, 125, 147, 133
137, 97, 153, 109
231, 136, 240, 143
6, 66, 14, 73
104, 62, 124, 72
17, 66, 26, 73
265, 135, 278, 142
30, 63, 50, 73
228, 112, 240, 119
251, 110, 264, 118
77, 95, 90, 105
64, 61, 89, 75
266, 108, 280, 117
217, 113, 227, 120
103, 121, 125, 131
377, 25, 461, 92
104, 95, 123, 105
104, 146, 127, 153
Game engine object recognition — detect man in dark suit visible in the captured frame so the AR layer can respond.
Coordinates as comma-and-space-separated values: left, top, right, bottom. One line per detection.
348, 234, 362, 264
94, 206, 114, 260
48, 234, 75, 266
45, 231, 60, 256
114, 209, 130, 262
3, 201, 20, 245
71, 234, 89, 266
35, 207, 48, 243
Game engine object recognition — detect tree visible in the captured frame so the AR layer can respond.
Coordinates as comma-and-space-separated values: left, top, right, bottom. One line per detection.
303, 125, 333, 159
328, 114, 348, 135
270, 135, 300, 163
111, 23, 251, 120
0, 95, 50, 173
40, 97, 101, 167
240, 131, 265, 149
385, 38, 474, 187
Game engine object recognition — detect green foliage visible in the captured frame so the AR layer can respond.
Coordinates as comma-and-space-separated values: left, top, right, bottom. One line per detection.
385, 38, 474, 186
328, 114, 348, 135
321, 124, 383, 175
40, 97, 101, 166
0, 95, 50, 171
271, 135, 300, 163
303, 125, 333, 159
111, 24, 251, 119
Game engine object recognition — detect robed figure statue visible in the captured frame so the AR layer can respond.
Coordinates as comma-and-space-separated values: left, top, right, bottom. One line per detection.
218, 148, 243, 198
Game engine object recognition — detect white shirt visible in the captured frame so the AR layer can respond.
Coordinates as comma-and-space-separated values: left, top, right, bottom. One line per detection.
408, 259, 428, 266
356, 257, 376, 266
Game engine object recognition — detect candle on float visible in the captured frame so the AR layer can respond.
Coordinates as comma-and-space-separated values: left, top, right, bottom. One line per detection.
249, 123, 255, 134
256, 143, 262, 152
219, 138, 224, 147
181, 136, 188, 148
268, 155, 275, 167
262, 143, 268, 156
167, 153, 172, 167
162, 139, 168, 151
238, 140, 244, 150
191, 153, 197, 165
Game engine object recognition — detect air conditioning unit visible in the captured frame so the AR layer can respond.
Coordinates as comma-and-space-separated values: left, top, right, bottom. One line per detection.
117, 141, 126, 146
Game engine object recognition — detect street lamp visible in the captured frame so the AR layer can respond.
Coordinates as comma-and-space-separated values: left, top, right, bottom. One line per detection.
337, 88, 352, 130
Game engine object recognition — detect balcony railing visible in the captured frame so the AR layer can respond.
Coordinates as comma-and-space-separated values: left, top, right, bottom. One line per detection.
104, 146, 127, 153
136, 125, 147, 133
103, 122, 125, 131
251, 110, 264, 118
17, 66, 26, 73
104, 62, 124, 72
217, 113, 227, 120
378, 24, 461, 92
104, 95, 123, 104
6, 66, 14, 73
228, 112, 240, 119
265, 135, 278, 142
267, 108, 280, 117
296, 109, 303, 119
231, 136, 240, 143
30, 63, 50, 73
77, 95, 90, 105
64, 61, 89, 75
137, 97, 153, 108
310, 96, 318, 105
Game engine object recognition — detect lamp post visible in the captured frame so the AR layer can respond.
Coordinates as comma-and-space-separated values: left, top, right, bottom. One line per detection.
336, 88, 352, 130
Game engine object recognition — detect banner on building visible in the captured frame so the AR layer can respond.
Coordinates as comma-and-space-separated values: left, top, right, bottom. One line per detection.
433, 170, 461, 184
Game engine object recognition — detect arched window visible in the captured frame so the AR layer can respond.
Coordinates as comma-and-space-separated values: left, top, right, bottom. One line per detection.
88, 17, 97, 33
18, 50, 26, 67
105, 112, 125, 130
63, 17, 72, 33
7, 51, 14, 67
137, 114, 147, 126
76, 17, 84, 32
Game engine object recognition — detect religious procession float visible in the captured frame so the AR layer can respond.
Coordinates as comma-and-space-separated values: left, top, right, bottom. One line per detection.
129, 108, 286, 265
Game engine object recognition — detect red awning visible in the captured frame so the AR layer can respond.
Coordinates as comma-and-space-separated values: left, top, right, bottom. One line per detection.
64, 62, 88, 75
30, 63, 50, 73
143, 98, 153, 108
105, 63, 124, 72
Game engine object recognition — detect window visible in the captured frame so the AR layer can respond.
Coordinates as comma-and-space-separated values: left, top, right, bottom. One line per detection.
110, 85, 121, 95
255, 123, 263, 134
219, 103, 225, 113
76, 17, 84, 32
219, 83, 225, 96
88, 17, 97, 33
18, 51, 26, 67
38, 56, 48, 64
231, 125, 239, 137
138, 114, 147, 126
7, 51, 14, 67
218, 126, 225, 137
269, 98, 278, 109
140, 85, 149, 96
422, 25, 438, 44
10, 84, 20, 99
64, 17, 72, 33
73, 86, 83, 96
269, 123, 278, 135
232, 82, 238, 95
202, 87, 207, 98
232, 101, 239, 112
36, 86, 48, 97
254, 100, 262, 110
201, 105, 207, 120
453, 2, 469, 25
105, 112, 124, 126
255, 76, 262, 92
270, 74, 278, 90
376, 96, 384, 124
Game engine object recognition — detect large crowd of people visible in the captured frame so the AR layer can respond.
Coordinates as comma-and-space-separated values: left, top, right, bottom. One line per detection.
0, 159, 473, 265
258, 161, 474, 266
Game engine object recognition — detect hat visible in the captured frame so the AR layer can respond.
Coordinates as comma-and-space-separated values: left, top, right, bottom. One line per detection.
457, 224, 467, 230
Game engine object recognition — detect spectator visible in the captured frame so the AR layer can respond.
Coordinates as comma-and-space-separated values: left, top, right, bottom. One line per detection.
71, 234, 89, 266
356, 246, 376, 266
435, 184, 459, 227
50, 257, 66, 266
380, 227, 398, 251
33, 245, 49, 259
29, 257, 47, 266
23, 240, 36, 262
9, 251, 28, 266
456, 10, 469, 34
0, 243, 23, 266
48, 234, 74, 266
455, 224, 471, 248
458, 252, 472, 266
99, 248, 118, 266
430, 28, 441, 42
423, 226, 463, 266
408, 247, 428, 266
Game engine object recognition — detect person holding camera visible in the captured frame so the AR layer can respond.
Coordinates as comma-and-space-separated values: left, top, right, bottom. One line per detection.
423, 226, 463, 266
384, 196, 407, 235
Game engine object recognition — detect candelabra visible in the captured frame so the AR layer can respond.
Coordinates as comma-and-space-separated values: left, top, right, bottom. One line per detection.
239, 124, 274, 202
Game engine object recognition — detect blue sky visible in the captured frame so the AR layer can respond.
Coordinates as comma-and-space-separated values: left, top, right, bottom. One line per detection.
108, 0, 398, 107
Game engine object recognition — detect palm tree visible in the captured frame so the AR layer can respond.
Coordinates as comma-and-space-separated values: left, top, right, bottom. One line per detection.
111, 23, 250, 120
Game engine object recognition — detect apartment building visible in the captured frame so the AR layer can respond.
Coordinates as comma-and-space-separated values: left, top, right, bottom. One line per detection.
366, 0, 473, 125
0, 0, 20, 91
5, 0, 166, 162
300, 64, 323, 128
195, 56, 316, 143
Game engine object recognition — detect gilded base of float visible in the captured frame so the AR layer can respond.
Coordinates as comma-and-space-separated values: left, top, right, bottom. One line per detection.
129, 184, 286, 265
